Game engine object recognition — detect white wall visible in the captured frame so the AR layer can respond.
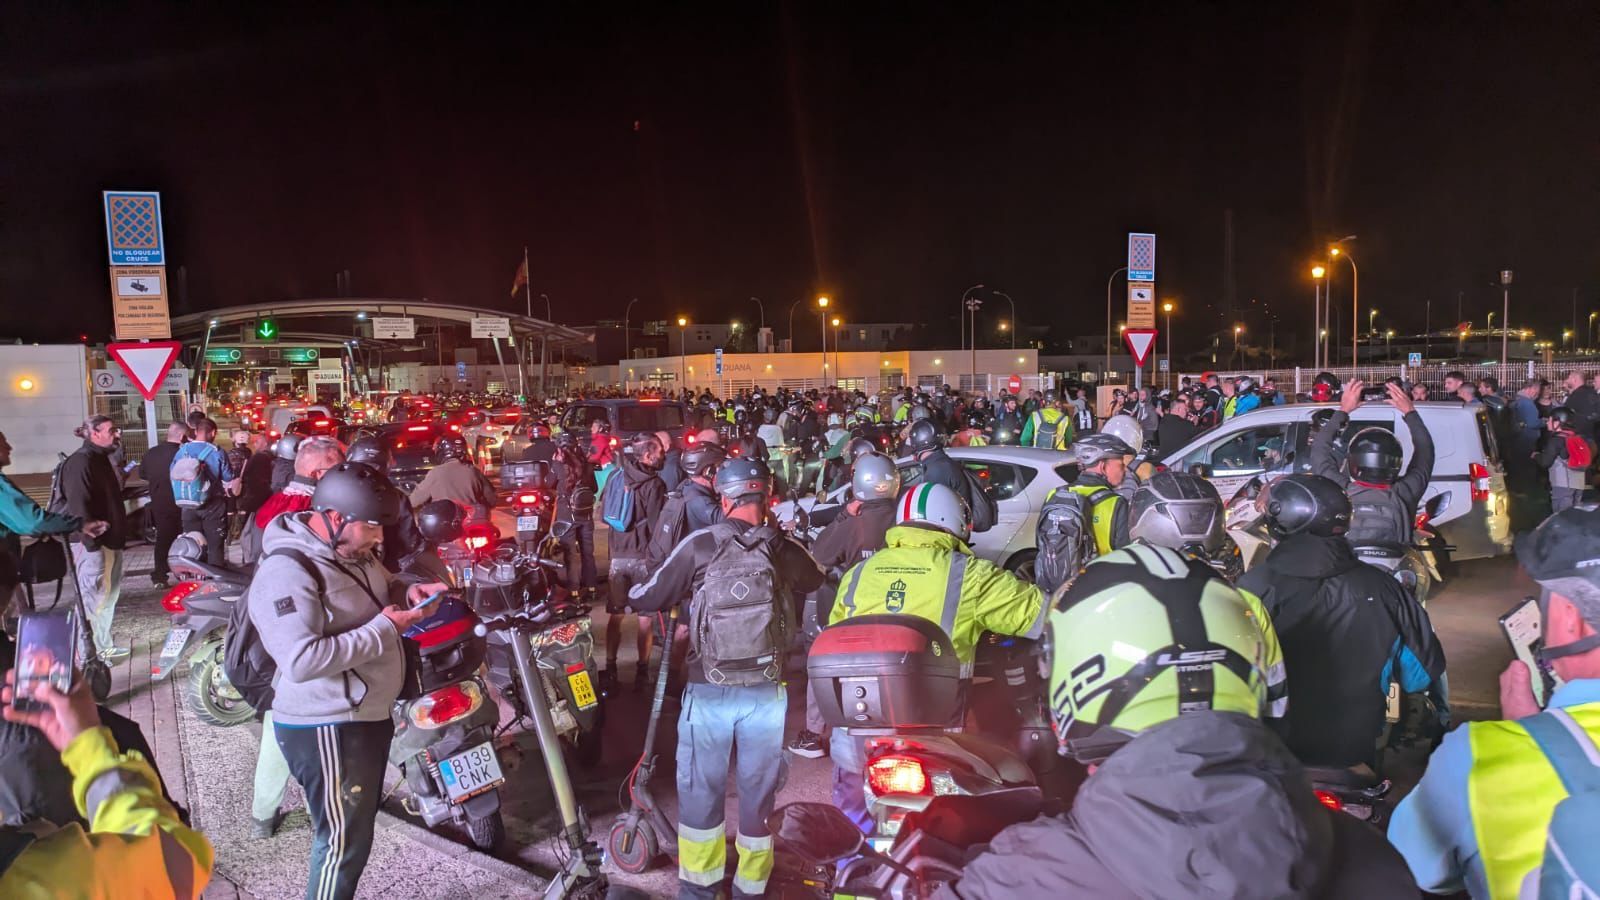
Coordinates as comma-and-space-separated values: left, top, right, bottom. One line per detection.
0, 345, 91, 474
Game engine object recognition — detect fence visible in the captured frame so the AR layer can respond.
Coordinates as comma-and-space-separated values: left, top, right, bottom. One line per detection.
1176, 362, 1575, 399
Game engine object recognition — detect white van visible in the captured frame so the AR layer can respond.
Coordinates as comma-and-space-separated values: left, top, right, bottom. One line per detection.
1158, 401, 1511, 560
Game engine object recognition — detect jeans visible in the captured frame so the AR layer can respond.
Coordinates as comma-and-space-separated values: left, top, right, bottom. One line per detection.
252, 710, 292, 821
182, 502, 228, 566
559, 515, 598, 588
150, 505, 183, 583
676, 682, 787, 899
71, 544, 123, 652
1553, 486, 1584, 513
277, 719, 392, 900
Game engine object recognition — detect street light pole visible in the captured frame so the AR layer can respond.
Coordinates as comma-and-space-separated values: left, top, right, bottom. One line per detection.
967, 297, 984, 392
749, 296, 765, 351
1500, 270, 1513, 366
623, 297, 640, 368
1311, 266, 1326, 369
1162, 302, 1174, 389
994, 290, 1016, 350
816, 296, 831, 385
1487, 311, 1496, 357
677, 316, 688, 387
959, 284, 985, 357
1331, 239, 1358, 366
832, 316, 842, 382
538, 292, 553, 399
1106, 267, 1127, 380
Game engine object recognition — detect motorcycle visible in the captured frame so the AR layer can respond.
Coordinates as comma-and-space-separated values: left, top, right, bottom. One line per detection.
1303, 764, 1392, 827
151, 533, 255, 727
390, 590, 508, 850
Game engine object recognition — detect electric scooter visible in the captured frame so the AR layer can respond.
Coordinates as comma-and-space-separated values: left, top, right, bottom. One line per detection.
606, 606, 679, 873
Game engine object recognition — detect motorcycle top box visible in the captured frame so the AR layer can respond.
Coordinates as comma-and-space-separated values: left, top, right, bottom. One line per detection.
401, 596, 487, 697
466, 557, 550, 616
808, 615, 963, 729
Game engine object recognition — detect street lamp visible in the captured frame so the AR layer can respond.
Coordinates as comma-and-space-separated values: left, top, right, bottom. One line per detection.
959, 284, 985, 353
832, 316, 842, 381
1233, 325, 1244, 367
1162, 301, 1175, 387
816, 296, 831, 383
1368, 308, 1378, 338
623, 297, 640, 363
677, 316, 688, 386
1487, 310, 1496, 358
1385, 329, 1394, 362
966, 295, 984, 390
748, 296, 765, 349
1330, 237, 1358, 366
1589, 311, 1597, 351
1500, 269, 1514, 366
994, 290, 1016, 350
1311, 266, 1326, 368
1106, 268, 1127, 379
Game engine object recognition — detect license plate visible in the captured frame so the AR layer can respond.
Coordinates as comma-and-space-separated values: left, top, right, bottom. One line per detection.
160, 627, 192, 659
516, 514, 540, 532
568, 669, 598, 709
437, 742, 505, 803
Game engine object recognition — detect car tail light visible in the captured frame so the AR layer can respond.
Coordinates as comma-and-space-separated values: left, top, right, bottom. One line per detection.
866, 756, 929, 796
1470, 462, 1491, 503
407, 424, 431, 432
516, 492, 541, 505
1315, 789, 1343, 812
161, 580, 203, 613
609, 436, 619, 448
269, 430, 280, 439
449, 423, 461, 432
408, 681, 483, 729
686, 432, 696, 445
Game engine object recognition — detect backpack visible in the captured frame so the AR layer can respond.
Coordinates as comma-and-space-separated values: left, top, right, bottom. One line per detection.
171, 445, 218, 509
601, 470, 636, 532
1564, 432, 1596, 470
225, 548, 323, 713
1520, 709, 1600, 898
1033, 488, 1110, 595
689, 525, 788, 685
961, 466, 999, 534
1031, 411, 1063, 450
647, 490, 692, 567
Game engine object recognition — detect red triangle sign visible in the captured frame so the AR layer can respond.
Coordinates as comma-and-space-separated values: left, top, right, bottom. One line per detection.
1124, 328, 1158, 366
107, 341, 183, 401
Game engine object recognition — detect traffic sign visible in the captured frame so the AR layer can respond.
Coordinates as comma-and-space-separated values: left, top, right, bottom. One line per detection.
1408, 352, 1423, 367
1158, 358, 1170, 372
714, 348, 724, 376
108, 265, 171, 340
106, 341, 183, 401
1127, 280, 1156, 329
92, 366, 189, 394
255, 317, 279, 341
372, 317, 416, 340
470, 317, 511, 339
1127, 233, 1156, 282
456, 361, 468, 382
1124, 329, 1158, 367
102, 191, 166, 266
1007, 374, 1023, 394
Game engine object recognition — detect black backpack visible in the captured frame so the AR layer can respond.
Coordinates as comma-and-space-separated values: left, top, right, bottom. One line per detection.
1033, 488, 1110, 595
647, 490, 692, 567
689, 524, 788, 686
961, 467, 999, 534
225, 548, 323, 713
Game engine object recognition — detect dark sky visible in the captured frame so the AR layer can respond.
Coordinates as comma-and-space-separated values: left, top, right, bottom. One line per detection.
5, 2, 1599, 354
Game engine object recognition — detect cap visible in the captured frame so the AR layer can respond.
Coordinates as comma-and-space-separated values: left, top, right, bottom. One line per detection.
1516, 505, 1600, 584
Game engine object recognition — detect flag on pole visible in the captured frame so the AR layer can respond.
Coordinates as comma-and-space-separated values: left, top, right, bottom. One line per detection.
510, 256, 529, 296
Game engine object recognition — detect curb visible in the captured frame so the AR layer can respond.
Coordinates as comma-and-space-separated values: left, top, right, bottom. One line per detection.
377, 807, 551, 892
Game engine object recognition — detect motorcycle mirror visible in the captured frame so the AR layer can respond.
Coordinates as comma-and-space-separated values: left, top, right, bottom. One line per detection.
1424, 493, 1450, 517
765, 802, 865, 866
794, 505, 811, 532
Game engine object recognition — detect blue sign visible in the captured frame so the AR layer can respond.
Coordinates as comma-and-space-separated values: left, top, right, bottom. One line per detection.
103, 191, 166, 266
456, 361, 467, 382
714, 347, 723, 376
1127, 232, 1156, 282
1408, 352, 1423, 368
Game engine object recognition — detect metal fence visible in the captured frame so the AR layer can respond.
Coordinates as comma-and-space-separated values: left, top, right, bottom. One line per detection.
1176, 362, 1577, 399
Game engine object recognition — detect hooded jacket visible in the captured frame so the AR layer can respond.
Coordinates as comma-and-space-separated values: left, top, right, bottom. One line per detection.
811, 498, 895, 574
57, 440, 125, 550
408, 458, 498, 522
1310, 409, 1434, 546
1237, 533, 1446, 768
680, 477, 723, 532
606, 453, 667, 560
942, 712, 1417, 899
246, 512, 408, 726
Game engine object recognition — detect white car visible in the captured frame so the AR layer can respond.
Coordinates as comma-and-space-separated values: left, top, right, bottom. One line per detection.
461, 407, 524, 464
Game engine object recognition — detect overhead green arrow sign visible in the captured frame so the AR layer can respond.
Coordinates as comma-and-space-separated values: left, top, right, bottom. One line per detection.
256, 318, 278, 340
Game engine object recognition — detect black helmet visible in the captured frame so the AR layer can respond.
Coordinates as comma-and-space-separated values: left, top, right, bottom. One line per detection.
274, 433, 303, 461
311, 462, 407, 527
434, 434, 469, 462
681, 442, 727, 478
966, 412, 986, 429
1264, 474, 1350, 538
416, 499, 464, 543
846, 437, 877, 462
1550, 406, 1577, 429
905, 419, 941, 454
346, 436, 390, 469
1347, 427, 1403, 484
713, 457, 771, 502
554, 430, 579, 450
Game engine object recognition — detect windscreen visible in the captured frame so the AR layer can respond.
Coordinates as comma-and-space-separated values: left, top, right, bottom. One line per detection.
617, 405, 685, 432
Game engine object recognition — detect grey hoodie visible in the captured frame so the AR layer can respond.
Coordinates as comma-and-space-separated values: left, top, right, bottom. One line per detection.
941, 712, 1416, 899
247, 511, 407, 726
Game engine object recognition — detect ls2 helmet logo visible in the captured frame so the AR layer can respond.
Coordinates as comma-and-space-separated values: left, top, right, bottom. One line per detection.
885, 579, 907, 613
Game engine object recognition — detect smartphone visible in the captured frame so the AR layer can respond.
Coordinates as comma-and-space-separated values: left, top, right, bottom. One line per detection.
1500, 597, 1558, 708
412, 590, 449, 612
13, 609, 78, 713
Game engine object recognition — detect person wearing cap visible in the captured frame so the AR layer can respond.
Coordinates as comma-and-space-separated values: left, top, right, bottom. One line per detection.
247, 462, 442, 900
1390, 506, 1600, 898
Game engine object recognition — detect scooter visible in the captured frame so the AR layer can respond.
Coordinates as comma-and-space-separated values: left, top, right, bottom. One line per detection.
606, 607, 679, 874
390, 591, 508, 851
1303, 764, 1392, 827
477, 603, 608, 897
151, 533, 255, 727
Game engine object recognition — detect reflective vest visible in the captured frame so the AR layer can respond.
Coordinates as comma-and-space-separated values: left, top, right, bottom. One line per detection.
1467, 702, 1600, 899
1066, 484, 1121, 556
1222, 396, 1239, 420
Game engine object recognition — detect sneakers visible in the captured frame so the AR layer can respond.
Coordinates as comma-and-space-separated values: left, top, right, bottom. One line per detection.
250, 811, 285, 840
152, 576, 170, 590
98, 646, 131, 662
786, 730, 827, 759
599, 667, 618, 694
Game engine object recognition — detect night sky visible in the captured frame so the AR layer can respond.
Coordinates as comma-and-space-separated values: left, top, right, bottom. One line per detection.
5, 3, 1599, 355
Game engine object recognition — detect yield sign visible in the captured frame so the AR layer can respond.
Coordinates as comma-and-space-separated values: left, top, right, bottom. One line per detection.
1123, 329, 1158, 367
106, 341, 183, 401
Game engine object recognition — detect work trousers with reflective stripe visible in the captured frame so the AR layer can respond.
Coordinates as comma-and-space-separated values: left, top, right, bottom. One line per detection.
277, 719, 391, 900
675, 681, 787, 899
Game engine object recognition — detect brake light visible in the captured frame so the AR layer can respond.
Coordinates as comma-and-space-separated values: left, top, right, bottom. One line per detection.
516, 492, 540, 505
1470, 462, 1491, 503
866, 756, 929, 796
639, 398, 660, 404
609, 436, 619, 448
394, 440, 406, 449
686, 432, 697, 445
161, 580, 203, 613
449, 423, 461, 432
1314, 789, 1343, 811
1414, 511, 1430, 532
269, 430, 280, 439
407, 424, 431, 432
408, 682, 483, 729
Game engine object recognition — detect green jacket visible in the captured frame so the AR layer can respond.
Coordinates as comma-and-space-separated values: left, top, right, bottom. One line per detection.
0, 474, 80, 542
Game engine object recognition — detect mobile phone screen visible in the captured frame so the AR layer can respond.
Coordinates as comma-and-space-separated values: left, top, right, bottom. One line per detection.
14, 609, 77, 712
413, 590, 447, 611
1500, 598, 1555, 708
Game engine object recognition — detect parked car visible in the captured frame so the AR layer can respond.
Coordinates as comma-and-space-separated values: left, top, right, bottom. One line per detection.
461, 407, 524, 465
1157, 401, 1511, 561
558, 398, 689, 455
347, 421, 459, 493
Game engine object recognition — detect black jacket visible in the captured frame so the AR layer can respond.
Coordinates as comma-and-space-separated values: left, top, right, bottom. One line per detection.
606, 454, 666, 560
1155, 414, 1198, 458
681, 478, 723, 532
659, 448, 685, 492
520, 437, 557, 465
139, 440, 182, 513
941, 712, 1418, 900
269, 457, 295, 493
1237, 533, 1446, 768
1311, 409, 1435, 546
811, 499, 895, 574
1566, 384, 1600, 434
988, 410, 1025, 444
919, 448, 966, 501
58, 440, 125, 550
239, 451, 276, 513
551, 446, 597, 521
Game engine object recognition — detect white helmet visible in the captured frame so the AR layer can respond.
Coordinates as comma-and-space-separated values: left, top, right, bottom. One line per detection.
827, 413, 844, 427
1101, 414, 1143, 454
895, 482, 971, 541
851, 452, 901, 502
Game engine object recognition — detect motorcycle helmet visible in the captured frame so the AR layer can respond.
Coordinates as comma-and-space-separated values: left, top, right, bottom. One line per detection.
1235, 375, 1255, 393
681, 441, 728, 478
528, 422, 552, 441
1347, 427, 1403, 485
895, 482, 971, 542
846, 436, 877, 462
1310, 371, 1340, 402
1072, 432, 1135, 467
346, 436, 390, 469
1100, 415, 1143, 455
904, 419, 942, 454
1263, 474, 1351, 538
416, 498, 465, 544
909, 404, 932, 423
1130, 472, 1226, 559
434, 434, 469, 463
273, 433, 304, 461
1549, 406, 1577, 429
851, 452, 901, 503
713, 457, 771, 503
1044, 544, 1268, 765
312, 462, 407, 527
827, 413, 844, 428
554, 430, 579, 450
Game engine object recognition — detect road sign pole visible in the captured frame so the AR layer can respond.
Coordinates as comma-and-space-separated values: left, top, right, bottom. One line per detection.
143, 398, 157, 450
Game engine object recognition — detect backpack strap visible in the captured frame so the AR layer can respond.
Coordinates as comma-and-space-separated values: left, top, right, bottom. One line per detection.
261, 547, 327, 595
1523, 708, 1600, 795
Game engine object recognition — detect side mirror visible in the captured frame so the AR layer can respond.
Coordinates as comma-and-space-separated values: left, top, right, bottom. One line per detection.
793, 505, 811, 533
766, 802, 864, 866
1424, 493, 1450, 518
1189, 463, 1213, 478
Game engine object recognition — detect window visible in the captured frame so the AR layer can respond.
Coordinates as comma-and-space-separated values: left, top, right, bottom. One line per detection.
617, 404, 686, 432
562, 405, 609, 432
963, 461, 1036, 501
858, 329, 867, 342
881, 329, 891, 341
1192, 425, 1290, 476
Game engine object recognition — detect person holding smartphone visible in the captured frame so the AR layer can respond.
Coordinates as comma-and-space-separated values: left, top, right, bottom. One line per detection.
1389, 505, 1600, 898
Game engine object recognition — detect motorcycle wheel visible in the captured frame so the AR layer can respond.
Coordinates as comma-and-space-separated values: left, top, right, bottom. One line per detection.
187, 644, 254, 727
1006, 549, 1038, 584
85, 658, 111, 704
607, 818, 660, 874
466, 810, 505, 851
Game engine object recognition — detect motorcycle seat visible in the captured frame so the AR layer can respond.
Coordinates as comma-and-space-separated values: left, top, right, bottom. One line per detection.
1302, 763, 1380, 787
941, 732, 1037, 786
